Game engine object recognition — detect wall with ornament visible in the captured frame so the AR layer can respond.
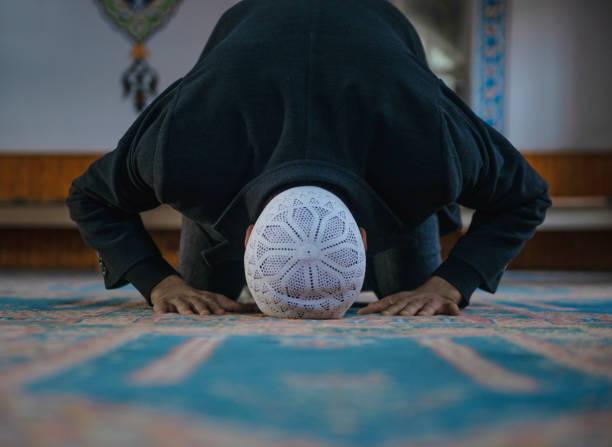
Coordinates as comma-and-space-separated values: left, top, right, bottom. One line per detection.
0, 0, 610, 153
0, 0, 238, 152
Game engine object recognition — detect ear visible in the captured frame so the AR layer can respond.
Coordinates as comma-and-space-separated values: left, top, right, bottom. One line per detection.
244, 224, 254, 248
359, 227, 367, 252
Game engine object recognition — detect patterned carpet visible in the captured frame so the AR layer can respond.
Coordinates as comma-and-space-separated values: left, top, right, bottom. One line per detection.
1, 271, 611, 447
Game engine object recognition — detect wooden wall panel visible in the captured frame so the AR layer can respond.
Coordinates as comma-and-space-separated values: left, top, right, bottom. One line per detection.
523, 152, 612, 197
0, 229, 179, 270
508, 231, 612, 270
0, 151, 611, 202
0, 154, 100, 202
440, 230, 612, 271
1, 228, 610, 271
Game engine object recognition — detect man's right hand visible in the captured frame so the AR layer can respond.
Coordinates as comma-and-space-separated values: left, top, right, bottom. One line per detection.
150, 274, 258, 316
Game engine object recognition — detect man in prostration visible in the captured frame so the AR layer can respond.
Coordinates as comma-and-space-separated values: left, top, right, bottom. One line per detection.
66, 0, 551, 319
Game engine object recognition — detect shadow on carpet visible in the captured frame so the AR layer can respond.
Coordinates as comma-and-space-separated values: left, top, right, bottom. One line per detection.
1, 271, 611, 446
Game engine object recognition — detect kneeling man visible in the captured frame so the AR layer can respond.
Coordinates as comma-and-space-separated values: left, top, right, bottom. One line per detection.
67, 0, 550, 318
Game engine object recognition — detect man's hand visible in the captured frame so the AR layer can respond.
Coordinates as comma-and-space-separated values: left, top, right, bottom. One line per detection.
150, 274, 258, 316
357, 276, 462, 316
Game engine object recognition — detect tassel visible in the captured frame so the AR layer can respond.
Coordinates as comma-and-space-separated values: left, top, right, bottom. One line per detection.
122, 43, 158, 112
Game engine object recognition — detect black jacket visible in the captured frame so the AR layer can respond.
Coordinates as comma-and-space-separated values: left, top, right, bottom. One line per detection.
66, 0, 551, 307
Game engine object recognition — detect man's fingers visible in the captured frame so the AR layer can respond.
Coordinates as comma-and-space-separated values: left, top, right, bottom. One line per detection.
201, 295, 225, 315
213, 295, 261, 313
399, 301, 425, 316
173, 299, 196, 316
357, 295, 398, 314
190, 298, 211, 315
416, 303, 437, 316
356, 303, 379, 314
381, 299, 410, 316
214, 294, 247, 312
154, 301, 173, 314
441, 301, 461, 316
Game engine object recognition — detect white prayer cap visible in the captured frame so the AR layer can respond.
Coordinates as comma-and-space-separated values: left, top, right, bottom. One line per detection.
244, 186, 366, 319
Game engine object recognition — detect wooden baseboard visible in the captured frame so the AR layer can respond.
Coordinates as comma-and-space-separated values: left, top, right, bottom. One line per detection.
1, 228, 610, 271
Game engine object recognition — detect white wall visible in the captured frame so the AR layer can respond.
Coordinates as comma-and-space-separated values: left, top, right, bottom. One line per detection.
506, 0, 612, 151
2, 0, 611, 153
0, 0, 237, 152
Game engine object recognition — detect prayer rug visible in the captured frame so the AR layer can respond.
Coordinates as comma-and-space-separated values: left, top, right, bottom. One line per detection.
1, 271, 611, 446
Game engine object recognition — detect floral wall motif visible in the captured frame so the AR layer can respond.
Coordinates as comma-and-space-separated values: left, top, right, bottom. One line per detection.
473, 0, 506, 133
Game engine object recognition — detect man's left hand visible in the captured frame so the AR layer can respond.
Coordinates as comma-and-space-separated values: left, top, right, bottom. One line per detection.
357, 276, 463, 316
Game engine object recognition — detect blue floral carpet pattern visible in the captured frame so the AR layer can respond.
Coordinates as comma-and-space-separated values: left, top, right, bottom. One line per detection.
1, 271, 611, 446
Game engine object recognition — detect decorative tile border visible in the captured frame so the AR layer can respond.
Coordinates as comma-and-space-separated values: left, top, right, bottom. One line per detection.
474, 0, 507, 133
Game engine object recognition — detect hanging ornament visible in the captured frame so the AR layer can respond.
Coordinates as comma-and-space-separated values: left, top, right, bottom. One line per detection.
96, 0, 183, 112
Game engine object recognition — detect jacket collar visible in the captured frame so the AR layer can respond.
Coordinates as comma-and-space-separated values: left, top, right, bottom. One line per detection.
200, 160, 412, 266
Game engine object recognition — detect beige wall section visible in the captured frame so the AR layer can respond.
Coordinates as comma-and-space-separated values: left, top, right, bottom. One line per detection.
0, 0, 238, 152
506, 0, 612, 151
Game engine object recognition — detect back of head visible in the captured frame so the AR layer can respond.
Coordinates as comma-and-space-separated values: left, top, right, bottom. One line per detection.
244, 186, 366, 319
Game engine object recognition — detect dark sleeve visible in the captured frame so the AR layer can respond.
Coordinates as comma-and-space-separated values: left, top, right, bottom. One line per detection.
431, 81, 552, 307
65, 79, 183, 305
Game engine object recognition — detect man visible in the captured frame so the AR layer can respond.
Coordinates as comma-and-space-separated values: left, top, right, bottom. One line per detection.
66, 0, 551, 318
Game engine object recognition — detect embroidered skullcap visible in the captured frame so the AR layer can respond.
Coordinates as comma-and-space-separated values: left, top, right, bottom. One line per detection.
244, 186, 366, 319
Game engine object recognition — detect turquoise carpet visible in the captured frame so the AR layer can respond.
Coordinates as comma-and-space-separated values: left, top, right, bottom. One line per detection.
1, 271, 611, 446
